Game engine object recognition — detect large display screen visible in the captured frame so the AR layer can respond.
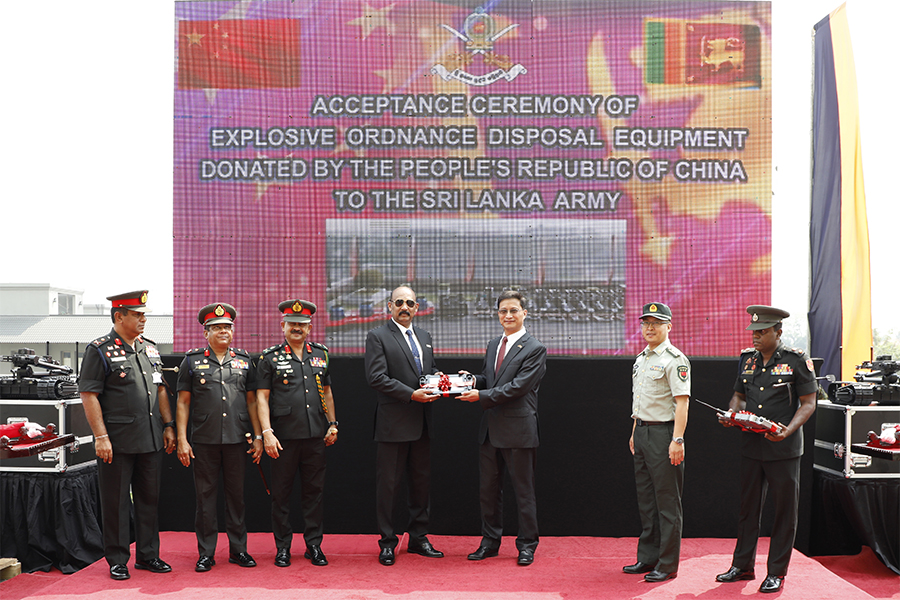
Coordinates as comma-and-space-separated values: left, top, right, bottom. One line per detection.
174, 0, 772, 356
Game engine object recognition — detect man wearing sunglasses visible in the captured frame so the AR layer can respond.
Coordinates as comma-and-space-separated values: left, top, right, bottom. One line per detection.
365, 285, 442, 566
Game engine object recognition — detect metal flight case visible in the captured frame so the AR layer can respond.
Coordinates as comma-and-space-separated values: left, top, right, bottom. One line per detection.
813, 401, 900, 479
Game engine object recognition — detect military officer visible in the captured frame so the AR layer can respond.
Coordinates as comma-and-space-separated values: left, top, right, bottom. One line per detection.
624, 302, 690, 583
78, 290, 175, 580
715, 306, 817, 594
176, 303, 262, 572
256, 299, 338, 568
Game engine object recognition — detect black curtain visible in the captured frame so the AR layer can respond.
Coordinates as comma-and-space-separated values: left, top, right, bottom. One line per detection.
0, 465, 104, 573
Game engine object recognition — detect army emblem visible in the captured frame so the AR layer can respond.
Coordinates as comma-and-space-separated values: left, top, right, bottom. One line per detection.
752, 313, 759, 322
649, 304, 658, 313
432, 7, 526, 86
215, 304, 225, 317
140, 292, 148, 304
677, 366, 689, 382
292, 301, 303, 313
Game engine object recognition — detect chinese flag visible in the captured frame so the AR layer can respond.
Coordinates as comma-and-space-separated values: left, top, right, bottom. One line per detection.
178, 19, 300, 89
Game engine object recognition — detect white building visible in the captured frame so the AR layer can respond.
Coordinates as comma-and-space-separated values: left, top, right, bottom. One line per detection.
0, 284, 173, 375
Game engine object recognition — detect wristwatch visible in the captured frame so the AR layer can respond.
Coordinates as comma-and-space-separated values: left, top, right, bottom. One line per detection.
672, 437, 684, 445
164, 421, 176, 429
328, 421, 339, 428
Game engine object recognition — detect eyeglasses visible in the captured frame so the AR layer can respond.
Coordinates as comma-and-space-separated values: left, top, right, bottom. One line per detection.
393, 299, 416, 308
498, 308, 523, 316
640, 321, 667, 329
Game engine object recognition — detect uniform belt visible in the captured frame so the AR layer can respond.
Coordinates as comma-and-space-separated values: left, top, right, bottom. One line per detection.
635, 419, 671, 427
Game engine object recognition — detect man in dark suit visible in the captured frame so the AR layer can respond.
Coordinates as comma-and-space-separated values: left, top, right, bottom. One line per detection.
458, 289, 547, 566
365, 285, 443, 566
78, 290, 176, 580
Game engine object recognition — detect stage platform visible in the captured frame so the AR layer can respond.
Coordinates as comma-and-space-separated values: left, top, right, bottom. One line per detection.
2, 533, 896, 600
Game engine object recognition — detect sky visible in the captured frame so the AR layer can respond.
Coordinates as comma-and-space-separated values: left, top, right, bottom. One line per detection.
2, 0, 896, 335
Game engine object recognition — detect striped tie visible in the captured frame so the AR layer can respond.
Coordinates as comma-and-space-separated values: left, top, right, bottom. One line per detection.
407, 329, 422, 375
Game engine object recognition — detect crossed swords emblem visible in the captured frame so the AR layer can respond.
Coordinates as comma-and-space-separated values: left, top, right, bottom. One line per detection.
439, 22, 518, 54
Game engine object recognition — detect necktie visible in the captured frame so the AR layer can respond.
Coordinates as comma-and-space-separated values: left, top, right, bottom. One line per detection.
407, 329, 422, 374
495, 336, 508, 373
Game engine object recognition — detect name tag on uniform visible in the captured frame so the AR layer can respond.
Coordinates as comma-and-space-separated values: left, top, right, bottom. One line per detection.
110, 356, 126, 363
195, 364, 210, 369
310, 357, 327, 368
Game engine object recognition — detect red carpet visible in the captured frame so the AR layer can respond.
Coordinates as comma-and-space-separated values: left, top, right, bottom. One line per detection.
2, 533, 896, 600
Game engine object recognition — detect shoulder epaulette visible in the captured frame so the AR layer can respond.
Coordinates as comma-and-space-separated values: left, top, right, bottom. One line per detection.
740, 347, 755, 354
141, 336, 157, 346
665, 346, 682, 358
310, 341, 329, 352
259, 344, 282, 359
186, 347, 205, 355
784, 347, 807, 356
90, 336, 110, 347
233, 348, 251, 358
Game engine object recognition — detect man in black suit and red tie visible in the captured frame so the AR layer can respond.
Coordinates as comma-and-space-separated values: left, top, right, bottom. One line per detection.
365, 285, 443, 566
458, 289, 548, 566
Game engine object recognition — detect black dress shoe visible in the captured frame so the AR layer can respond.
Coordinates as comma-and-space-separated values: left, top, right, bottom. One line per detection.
517, 549, 534, 566
759, 575, 784, 593
228, 552, 257, 567
304, 545, 328, 566
623, 561, 655, 574
716, 566, 755, 583
274, 549, 291, 567
407, 541, 444, 558
467, 546, 499, 561
134, 558, 172, 573
109, 564, 130, 580
644, 569, 677, 582
379, 547, 395, 566
195, 556, 215, 572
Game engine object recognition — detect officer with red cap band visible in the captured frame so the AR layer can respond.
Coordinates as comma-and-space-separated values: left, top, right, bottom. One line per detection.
78, 290, 175, 580
175, 303, 261, 572
255, 299, 338, 568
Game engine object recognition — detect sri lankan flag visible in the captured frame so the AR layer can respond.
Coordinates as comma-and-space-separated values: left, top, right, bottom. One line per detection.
644, 20, 761, 86
809, 4, 871, 381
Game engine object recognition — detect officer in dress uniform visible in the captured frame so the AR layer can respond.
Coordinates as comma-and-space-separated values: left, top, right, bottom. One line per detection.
256, 299, 338, 568
715, 306, 817, 594
176, 303, 262, 572
78, 290, 176, 581
624, 302, 690, 583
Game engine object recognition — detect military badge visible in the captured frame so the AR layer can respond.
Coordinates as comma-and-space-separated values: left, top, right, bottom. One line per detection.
677, 365, 689, 381
432, 7, 525, 86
